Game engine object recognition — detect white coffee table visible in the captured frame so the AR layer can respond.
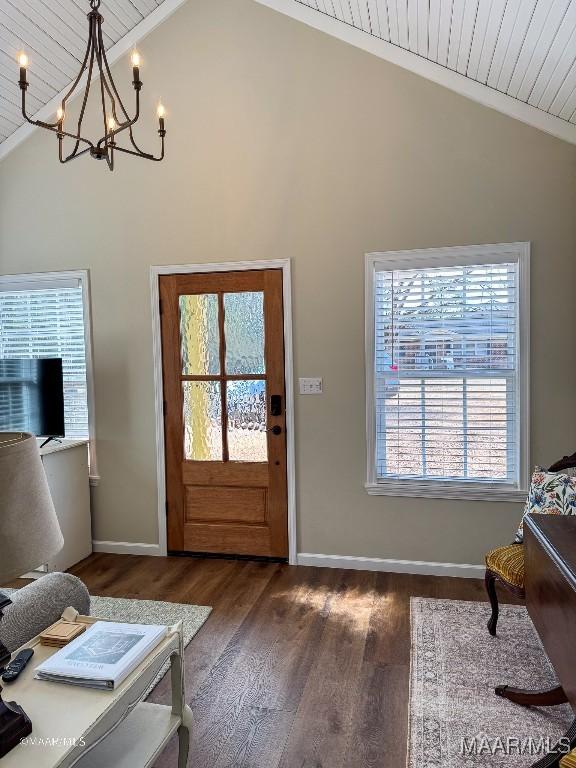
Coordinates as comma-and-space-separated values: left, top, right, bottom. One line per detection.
1, 615, 192, 768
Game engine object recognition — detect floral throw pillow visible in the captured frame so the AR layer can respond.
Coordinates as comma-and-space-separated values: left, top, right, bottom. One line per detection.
515, 466, 576, 543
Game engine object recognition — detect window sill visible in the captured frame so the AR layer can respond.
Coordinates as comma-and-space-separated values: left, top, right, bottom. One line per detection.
365, 481, 527, 503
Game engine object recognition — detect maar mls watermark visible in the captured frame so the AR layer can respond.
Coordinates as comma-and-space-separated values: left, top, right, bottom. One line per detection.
20, 736, 87, 748
460, 736, 571, 757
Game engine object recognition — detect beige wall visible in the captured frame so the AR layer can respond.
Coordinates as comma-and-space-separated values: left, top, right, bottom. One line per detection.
1, 0, 576, 565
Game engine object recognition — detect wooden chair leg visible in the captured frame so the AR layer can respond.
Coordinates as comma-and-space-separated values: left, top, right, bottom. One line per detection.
485, 571, 499, 636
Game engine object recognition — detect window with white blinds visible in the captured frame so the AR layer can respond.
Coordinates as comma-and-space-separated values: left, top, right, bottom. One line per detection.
0, 271, 96, 473
365, 244, 529, 501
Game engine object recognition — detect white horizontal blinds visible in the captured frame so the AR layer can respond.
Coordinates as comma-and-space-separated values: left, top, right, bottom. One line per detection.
374, 260, 518, 483
0, 283, 88, 438
0, 359, 27, 429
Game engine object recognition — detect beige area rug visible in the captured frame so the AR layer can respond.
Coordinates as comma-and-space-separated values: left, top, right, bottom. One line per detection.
409, 598, 573, 767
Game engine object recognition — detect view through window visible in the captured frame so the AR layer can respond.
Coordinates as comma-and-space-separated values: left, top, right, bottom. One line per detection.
369, 246, 527, 491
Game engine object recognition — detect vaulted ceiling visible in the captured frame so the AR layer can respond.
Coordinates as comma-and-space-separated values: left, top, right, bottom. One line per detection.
1, 0, 576, 160
256, 0, 576, 144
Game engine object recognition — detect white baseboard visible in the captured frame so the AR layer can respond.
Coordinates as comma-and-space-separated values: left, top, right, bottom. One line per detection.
296, 553, 484, 578
92, 540, 162, 556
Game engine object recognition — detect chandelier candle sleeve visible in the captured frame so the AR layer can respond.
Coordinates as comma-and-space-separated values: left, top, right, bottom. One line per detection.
16, 0, 166, 171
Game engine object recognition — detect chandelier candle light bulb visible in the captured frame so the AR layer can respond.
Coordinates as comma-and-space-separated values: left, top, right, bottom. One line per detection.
131, 49, 141, 89
18, 53, 28, 86
157, 103, 166, 133
16, 0, 166, 170
157, 103, 166, 118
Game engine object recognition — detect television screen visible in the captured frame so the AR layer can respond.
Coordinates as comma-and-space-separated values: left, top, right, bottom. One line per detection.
0, 358, 65, 438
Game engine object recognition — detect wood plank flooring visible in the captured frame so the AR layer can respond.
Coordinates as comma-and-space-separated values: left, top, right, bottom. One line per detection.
57, 554, 519, 767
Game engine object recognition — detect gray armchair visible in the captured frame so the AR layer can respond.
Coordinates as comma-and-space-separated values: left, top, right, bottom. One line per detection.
0, 572, 90, 653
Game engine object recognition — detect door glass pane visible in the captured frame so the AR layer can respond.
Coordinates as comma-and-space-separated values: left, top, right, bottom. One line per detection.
227, 380, 267, 462
183, 381, 222, 460
224, 292, 265, 374
180, 294, 220, 375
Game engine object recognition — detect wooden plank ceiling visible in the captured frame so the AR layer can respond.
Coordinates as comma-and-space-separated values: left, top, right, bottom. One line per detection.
1, 0, 576, 152
257, 0, 576, 142
300, 0, 576, 121
0, 0, 171, 150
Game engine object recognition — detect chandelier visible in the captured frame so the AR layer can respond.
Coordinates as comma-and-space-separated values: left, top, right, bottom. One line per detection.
17, 0, 166, 171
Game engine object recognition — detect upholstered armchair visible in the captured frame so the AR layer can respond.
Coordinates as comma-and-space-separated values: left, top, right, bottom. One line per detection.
484, 452, 576, 636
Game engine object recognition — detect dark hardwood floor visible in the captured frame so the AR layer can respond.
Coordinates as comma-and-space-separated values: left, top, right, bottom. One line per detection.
57, 554, 518, 767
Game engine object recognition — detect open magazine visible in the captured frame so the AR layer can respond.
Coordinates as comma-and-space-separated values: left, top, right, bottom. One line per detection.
35, 621, 168, 690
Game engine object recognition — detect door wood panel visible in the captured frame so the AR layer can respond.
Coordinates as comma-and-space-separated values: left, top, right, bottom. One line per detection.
160, 269, 288, 558
184, 486, 267, 525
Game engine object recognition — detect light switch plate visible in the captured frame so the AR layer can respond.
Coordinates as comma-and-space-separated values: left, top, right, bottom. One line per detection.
299, 377, 323, 395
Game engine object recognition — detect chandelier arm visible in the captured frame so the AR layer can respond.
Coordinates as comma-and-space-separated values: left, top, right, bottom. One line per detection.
19, 82, 70, 134
59, 144, 92, 164
20, 96, 59, 131
112, 135, 164, 162
98, 23, 133, 122
18, 14, 93, 132
106, 146, 114, 171
53, 126, 94, 148
127, 126, 147, 155
95, 26, 141, 155
60, 11, 95, 112
111, 145, 154, 160
95, 22, 133, 156
97, 92, 141, 149
95, 23, 148, 157
20, 88, 94, 148
121, 117, 166, 159
64, 13, 98, 162
97, 56, 114, 140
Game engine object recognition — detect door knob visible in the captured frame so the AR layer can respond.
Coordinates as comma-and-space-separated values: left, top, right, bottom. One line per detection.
269, 425, 282, 436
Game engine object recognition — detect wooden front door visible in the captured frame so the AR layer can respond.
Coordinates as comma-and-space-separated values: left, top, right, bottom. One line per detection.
160, 269, 288, 558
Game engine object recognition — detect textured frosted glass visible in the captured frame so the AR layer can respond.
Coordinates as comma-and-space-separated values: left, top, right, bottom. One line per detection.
183, 381, 222, 461
224, 292, 265, 374
227, 380, 267, 462
179, 294, 220, 375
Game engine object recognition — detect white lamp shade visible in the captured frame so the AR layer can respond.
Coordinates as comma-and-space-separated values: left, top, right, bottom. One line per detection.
0, 432, 64, 582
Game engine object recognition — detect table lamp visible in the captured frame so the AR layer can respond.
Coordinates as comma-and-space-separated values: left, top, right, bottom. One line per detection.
0, 432, 64, 757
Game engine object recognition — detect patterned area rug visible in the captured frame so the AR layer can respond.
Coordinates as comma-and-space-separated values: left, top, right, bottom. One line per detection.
409, 598, 573, 767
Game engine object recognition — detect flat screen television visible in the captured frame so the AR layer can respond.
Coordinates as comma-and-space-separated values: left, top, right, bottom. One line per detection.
0, 358, 65, 438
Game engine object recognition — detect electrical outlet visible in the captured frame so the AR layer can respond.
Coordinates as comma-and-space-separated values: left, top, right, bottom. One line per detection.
299, 377, 323, 395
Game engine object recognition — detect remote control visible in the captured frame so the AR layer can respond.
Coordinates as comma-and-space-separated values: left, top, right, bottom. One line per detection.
2, 648, 34, 682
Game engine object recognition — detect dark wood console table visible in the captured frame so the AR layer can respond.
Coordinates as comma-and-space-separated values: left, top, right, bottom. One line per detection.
496, 513, 576, 767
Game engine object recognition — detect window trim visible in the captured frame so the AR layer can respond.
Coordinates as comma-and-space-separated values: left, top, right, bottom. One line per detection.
0, 269, 99, 483
364, 242, 530, 502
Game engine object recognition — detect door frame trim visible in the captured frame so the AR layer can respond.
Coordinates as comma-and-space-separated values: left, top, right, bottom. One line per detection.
150, 259, 297, 563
